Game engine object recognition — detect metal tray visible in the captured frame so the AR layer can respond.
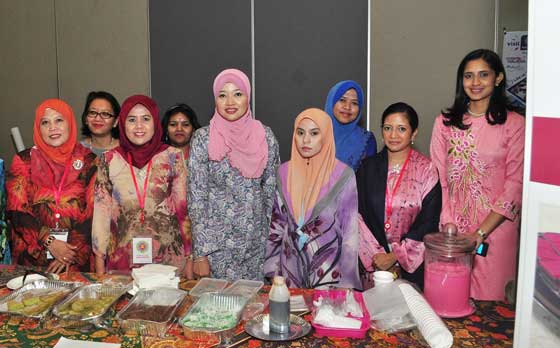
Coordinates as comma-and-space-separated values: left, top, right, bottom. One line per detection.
116, 287, 187, 337
180, 292, 246, 344
0, 279, 82, 319
52, 283, 130, 322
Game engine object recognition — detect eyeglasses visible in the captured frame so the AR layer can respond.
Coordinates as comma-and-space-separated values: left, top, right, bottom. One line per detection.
87, 110, 114, 119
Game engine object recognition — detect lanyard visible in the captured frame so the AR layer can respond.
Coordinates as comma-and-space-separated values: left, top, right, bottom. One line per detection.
384, 150, 412, 232
52, 160, 72, 227
127, 154, 152, 225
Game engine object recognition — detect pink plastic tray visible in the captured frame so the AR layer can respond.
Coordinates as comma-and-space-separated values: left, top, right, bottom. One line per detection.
311, 289, 370, 339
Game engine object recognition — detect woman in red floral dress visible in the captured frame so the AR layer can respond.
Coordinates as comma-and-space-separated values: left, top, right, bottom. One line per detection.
7, 99, 96, 273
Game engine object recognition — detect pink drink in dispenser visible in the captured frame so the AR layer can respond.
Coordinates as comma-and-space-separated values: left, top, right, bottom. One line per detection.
423, 223, 476, 317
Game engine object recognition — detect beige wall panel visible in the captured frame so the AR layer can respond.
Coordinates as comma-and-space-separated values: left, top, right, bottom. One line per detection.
55, 0, 149, 121
371, 0, 495, 156
0, 0, 58, 166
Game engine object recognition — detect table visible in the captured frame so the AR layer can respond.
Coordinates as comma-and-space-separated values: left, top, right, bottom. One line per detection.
0, 266, 515, 348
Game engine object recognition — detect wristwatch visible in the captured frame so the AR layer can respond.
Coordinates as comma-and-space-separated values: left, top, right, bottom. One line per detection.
476, 228, 487, 239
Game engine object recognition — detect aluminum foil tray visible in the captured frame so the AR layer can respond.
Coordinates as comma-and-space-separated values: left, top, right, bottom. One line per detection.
180, 292, 246, 344
116, 287, 187, 337
0, 279, 82, 319
52, 283, 130, 322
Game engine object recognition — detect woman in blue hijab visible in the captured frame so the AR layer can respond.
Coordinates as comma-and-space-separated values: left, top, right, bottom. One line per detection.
324, 80, 376, 171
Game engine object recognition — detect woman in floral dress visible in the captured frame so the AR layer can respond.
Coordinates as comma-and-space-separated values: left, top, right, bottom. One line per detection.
92, 95, 192, 277
430, 49, 525, 300
188, 68, 280, 281
7, 99, 96, 273
264, 108, 361, 289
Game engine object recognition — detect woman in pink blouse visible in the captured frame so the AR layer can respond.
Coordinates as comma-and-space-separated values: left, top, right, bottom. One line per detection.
430, 49, 525, 301
357, 102, 441, 289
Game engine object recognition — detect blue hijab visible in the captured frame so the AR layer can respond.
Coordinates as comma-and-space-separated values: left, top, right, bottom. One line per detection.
324, 80, 372, 170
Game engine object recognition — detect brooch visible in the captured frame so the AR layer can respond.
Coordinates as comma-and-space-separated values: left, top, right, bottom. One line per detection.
73, 159, 84, 170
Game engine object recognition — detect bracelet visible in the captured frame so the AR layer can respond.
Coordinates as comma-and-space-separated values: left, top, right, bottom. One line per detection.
476, 228, 487, 240
44, 235, 56, 249
193, 256, 207, 263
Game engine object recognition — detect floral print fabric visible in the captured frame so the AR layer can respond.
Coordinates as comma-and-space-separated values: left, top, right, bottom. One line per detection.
92, 147, 190, 275
188, 126, 279, 281
6, 146, 96, 271
264, 161, 361, 289
430, 112, 525, 300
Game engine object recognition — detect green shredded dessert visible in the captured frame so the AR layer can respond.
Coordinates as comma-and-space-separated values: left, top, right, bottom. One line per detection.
182, 305, 238, 330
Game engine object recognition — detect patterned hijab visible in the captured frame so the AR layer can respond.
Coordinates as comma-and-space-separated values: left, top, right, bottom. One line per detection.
116, 95, 168, 168
288, 108, 337, 223
324, 80, 369, 169
33, 99, 78, 165
208, 68, 268, 178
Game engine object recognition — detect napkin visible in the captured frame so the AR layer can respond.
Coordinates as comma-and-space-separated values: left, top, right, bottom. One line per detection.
399, 283, 453, 348
54, 337, 120, 348
131, 264, 180, 290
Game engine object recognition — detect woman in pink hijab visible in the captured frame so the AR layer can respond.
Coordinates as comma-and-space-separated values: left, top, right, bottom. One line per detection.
188, 68, 280, 281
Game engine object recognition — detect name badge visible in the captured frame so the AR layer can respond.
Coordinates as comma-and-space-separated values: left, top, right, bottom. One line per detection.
132, 237, 153, 264
47, 228, 69, 260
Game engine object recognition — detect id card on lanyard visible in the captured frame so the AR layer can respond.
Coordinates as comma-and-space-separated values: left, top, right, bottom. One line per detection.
128, 154, 154, 265
48, 160, 72, 259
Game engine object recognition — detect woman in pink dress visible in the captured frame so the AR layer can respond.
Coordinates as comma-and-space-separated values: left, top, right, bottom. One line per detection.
430, 49, 525, 300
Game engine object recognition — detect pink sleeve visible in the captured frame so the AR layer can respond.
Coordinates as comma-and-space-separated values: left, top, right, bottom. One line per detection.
358, 214, 385, 272
491, 114, 525, 221
391, 239, 426, 273
429, 115, 453, 228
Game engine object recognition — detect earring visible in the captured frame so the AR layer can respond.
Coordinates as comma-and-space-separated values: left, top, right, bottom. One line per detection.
411, 140, 415, 145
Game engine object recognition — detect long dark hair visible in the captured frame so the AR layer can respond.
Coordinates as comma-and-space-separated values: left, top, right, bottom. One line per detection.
442, 49, 509, 130
80, 91, 120, 137
161, 103, 201, 144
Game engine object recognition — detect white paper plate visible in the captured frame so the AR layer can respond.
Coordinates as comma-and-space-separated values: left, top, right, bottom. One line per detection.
7, 274, 47, 290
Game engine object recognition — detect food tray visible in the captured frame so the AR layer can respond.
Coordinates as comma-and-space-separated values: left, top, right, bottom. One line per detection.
311, 289, 371, 339
52, 283, 130, 322
180, 292, 246, 344
0, 279, 82, 319
189, 278, 228, 298
223, 279, 263, 300
116, 287, 188, 337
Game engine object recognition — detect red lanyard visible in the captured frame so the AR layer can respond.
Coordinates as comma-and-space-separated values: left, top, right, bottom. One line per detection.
127, 154, 152, 225
52, 160, 72, 226
384, 150, 412, 232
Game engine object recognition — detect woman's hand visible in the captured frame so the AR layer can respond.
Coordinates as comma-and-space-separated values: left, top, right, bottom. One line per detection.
184, 257, 194, 280
48, 240, 78, 264
47, 259, 68, 274
193, 256, 211, 279
373, 252, 397, 271
466, 231, 485, 254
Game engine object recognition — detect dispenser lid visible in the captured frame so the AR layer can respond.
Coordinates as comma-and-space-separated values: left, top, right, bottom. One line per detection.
423, 223, 476, 255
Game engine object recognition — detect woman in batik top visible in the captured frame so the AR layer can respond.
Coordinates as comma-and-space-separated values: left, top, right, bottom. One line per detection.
7, 99, 96, 273
93, 95, 192, 277
324, 80, 376, 171
357, 102, 441, 289
188, 68, 280, 281
264, 108, 361, 289
430, 49, 524, 300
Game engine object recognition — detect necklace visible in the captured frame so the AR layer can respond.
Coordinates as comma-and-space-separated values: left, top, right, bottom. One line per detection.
467, 108, 486, 117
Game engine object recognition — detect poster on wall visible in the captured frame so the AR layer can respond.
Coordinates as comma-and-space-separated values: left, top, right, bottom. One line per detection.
502, 31, 528, 108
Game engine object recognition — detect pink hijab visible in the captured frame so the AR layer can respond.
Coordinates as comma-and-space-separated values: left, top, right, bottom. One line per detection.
208, 69, 268, 178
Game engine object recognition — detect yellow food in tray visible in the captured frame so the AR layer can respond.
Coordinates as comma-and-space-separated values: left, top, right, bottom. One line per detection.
7, 289, 68, 316
57, 295, 117, 318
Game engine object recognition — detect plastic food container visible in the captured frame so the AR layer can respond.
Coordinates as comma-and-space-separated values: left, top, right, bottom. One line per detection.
52, 283, 130, 325
311, 289, 371, 339
189, 278, 228, 298
223, 279, 263, 300
116, 287, 188, 337
0, 279, 82, 319
180, 292, 246, 344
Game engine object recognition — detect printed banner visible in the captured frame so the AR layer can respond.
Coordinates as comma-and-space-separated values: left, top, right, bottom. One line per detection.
502, 31, 528, 108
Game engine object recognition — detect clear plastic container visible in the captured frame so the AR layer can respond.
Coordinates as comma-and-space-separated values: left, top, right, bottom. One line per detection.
223, 279, 263, 300
189, 278, 228, 298
117, 287, 187, 337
